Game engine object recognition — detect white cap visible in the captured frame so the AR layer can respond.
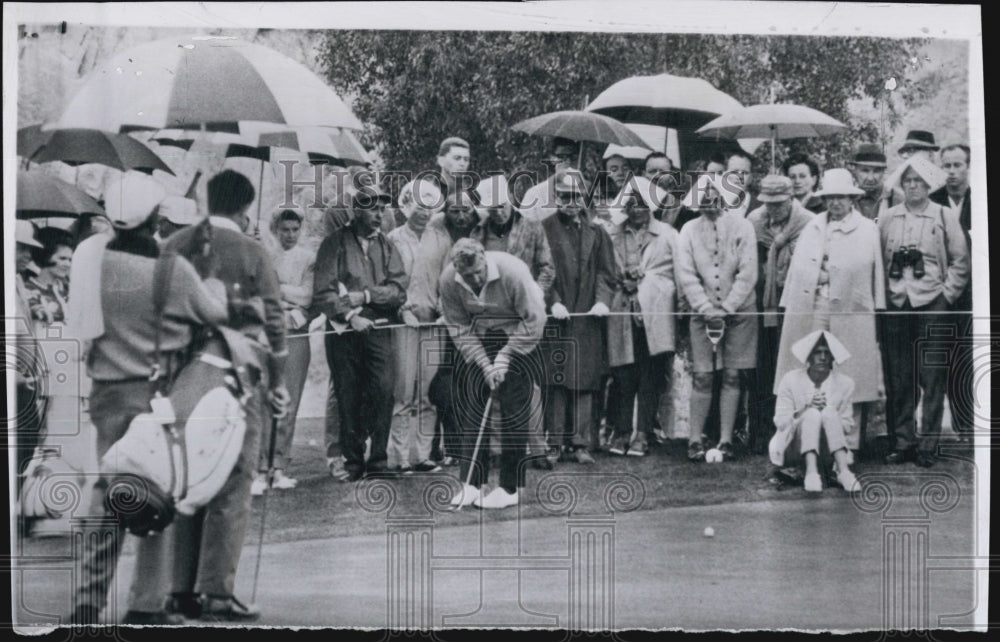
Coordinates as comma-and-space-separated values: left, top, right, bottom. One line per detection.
103, 172, 167, 230
16, 219, 42, 248
158, 196, 200, 226
474, 175, 510, 209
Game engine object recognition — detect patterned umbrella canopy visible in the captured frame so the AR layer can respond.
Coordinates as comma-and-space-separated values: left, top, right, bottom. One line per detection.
511, 110, 651, 148
25, 128, 174, 175
51, 35, 363, 132
16, 171, 105, 219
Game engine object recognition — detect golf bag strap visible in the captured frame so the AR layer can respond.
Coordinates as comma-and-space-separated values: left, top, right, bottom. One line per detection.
151, 252, 179, 392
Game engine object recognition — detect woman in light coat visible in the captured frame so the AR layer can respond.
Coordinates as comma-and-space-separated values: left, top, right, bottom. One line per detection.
774, 169, 886, 451
770, 330, 860, 493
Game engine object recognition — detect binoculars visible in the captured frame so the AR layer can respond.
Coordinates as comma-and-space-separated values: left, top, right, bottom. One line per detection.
888, 245, 925, 279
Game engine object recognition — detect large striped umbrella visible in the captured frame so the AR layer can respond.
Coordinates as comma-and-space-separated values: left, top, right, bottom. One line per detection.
51, 35, 363, 133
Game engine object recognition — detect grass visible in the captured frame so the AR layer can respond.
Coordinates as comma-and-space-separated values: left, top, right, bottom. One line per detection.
246, 418, 977, 545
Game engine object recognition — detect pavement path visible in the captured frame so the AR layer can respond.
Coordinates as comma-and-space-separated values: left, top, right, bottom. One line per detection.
14, 490, 980, 631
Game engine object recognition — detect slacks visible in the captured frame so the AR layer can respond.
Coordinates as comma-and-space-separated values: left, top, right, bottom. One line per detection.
258, 332, 310, 471
172, 376, 264, 598
454, 331, 540, 492
326, 328, 394, 474
884, 295, 950, 453
387, 326, 438, 468
74, 379, 171, 614
610, 326, 671, 442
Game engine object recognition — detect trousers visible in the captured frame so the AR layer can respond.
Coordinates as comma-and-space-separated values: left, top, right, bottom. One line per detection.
326, 328, 394, 473
387, 326, 438, 468
545, 387, 594, 449
171, 376, 264, 597
611, 326, 671, 441
884, 295, 950, 453
454, 332, 540, 492
258, 332, 310, 471
74, 379, 171, 614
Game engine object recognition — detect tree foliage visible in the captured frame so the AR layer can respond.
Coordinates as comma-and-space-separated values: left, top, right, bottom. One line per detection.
319, 31, 924, 181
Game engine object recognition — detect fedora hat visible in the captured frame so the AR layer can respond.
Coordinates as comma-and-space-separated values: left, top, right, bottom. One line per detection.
898, 130, 939, 154
850, 143, 887, 168
814, 168, 865, 197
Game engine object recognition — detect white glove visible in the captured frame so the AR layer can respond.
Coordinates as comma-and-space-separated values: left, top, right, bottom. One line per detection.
487, 353, 511, 389
551, 302, 570, 320
588, 301, 610, 317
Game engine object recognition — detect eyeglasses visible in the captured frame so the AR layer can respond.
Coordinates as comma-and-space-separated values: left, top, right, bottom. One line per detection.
555, 193, 585, 205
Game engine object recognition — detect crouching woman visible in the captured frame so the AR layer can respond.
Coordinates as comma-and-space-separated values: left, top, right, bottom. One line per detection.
769, 330, 861, 494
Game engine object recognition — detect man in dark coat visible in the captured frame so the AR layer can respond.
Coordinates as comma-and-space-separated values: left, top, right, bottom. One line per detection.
312, 185, 408, 481
541, 171, 616, 463
929, 143, 973, 442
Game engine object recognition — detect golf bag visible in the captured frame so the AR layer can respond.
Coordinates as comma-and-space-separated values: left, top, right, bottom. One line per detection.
101, 253, 260, 536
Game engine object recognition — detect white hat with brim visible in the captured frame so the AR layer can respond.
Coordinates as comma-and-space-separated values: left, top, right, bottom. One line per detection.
159, 196, 200, 226
791, 329, 851, 365
885, 156, 947, 194
813, 168, 865, 198
474, 175, 511, 210
104, 173, 167, 230
398, 178, 445, 219
16, 220, 43, 248
617, 175, 668, 211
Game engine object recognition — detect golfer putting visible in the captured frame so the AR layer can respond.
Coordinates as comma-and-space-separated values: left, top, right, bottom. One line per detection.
439, 240, 547, 511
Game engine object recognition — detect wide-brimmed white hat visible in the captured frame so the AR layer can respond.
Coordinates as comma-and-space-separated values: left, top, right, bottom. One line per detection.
16, 220, 42, 248
474, 175, 511, 209
885, 155, 947, 194
399, 178, 444, 218
813, 168, 865, 198
791, 330, 851, 365
104, 172, 167, 229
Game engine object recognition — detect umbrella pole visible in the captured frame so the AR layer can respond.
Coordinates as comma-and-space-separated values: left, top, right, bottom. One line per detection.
255, 160, 265, 234
770, 125, 777, 174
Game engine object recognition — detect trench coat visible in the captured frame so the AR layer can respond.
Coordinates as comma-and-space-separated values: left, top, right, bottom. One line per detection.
774, 209, 886, 402
607, 218, 678, 367
541, 211, 616, 391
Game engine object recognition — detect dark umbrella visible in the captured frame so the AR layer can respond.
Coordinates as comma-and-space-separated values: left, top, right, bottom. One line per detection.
586, 73, 744, 168
17, 124, 49, 163
27, 128, 175, 175
16, 171, 105, 219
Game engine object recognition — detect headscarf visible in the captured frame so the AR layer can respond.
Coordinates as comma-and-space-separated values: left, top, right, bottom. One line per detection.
791, 329, 851, 365
750, 199, 813, 326
885, 155, 947, 194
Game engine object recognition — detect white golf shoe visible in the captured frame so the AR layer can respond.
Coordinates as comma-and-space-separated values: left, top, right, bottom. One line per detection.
449, 483, 481, 508
250, 474, 268, 497
804, 472, 823, 493
837, 469, 861, 493
473, 487, 519, 510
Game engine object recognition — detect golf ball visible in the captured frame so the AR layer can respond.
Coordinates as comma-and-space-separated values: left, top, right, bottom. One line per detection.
308, 438, 318, 447
705, 448, 723, 464
704, 527, 715, 538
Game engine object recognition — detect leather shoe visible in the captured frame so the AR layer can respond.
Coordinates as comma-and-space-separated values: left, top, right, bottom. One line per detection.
200, 596, 260, 622
884, 448, 917, 465
916, 451, 937, 468
122, 610, 185, 625
166, 592, 203, 619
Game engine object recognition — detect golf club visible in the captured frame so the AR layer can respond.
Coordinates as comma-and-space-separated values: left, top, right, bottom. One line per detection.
250, 413, 280, 608
454, 394, 493, 512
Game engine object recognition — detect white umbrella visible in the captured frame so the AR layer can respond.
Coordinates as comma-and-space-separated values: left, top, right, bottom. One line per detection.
697, 104, 848, 172
51, 35, 363, 133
